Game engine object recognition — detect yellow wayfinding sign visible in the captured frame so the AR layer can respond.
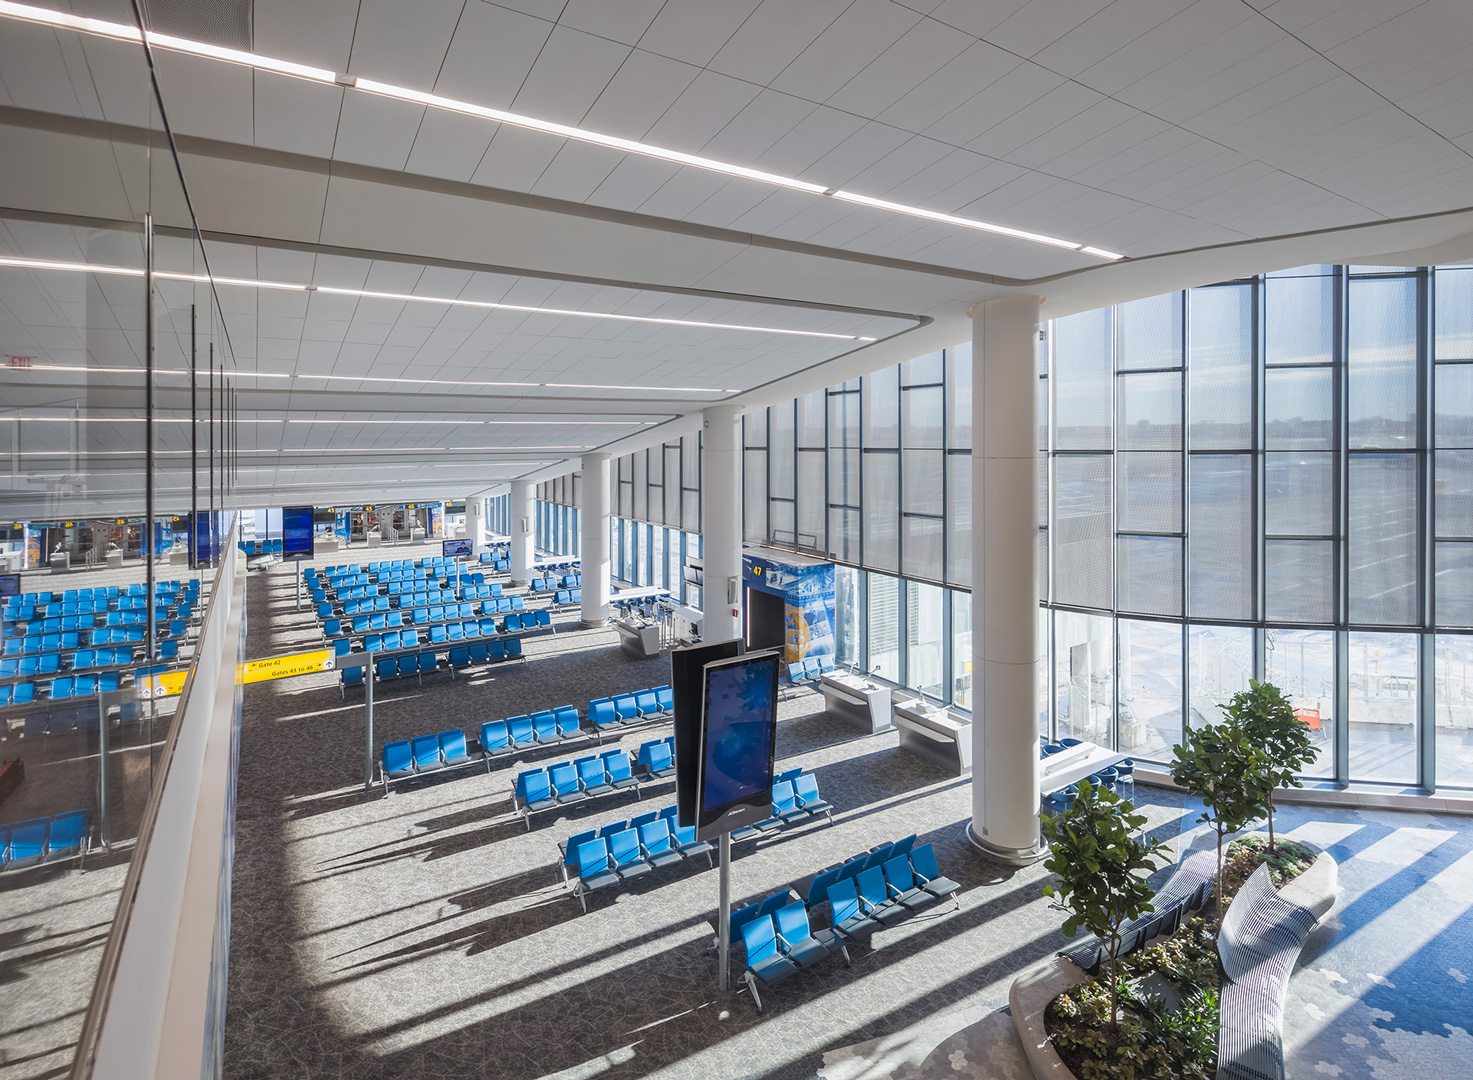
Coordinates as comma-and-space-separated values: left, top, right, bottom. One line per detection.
136, 670, 189, 699
242, 648, 336, 684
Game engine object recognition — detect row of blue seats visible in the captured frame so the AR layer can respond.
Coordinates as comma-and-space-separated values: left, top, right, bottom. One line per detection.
343, 638, 527, 695
3, 616, 187, 656
729, 771, 834, 843
0, 808, 90, 871
331, 598, 530, 630
480, 707, 588, 761
587, 686, 675, 729
786, 656, 836, 685
479, 553, 511, 569
513, 740, 675, 828
5, 620, 185, 657
3, 579, 197, 608
5, 603, 193, 637
0, 671, 127, 709
240, 538, 286, 554
563, 805, 714, 913
356, 614, 547, 650
380, 729, 477, 789
1, 641, 177, 681
739, 840, 959, 1012
527, 573, 580, 591
551, 588, 584, 606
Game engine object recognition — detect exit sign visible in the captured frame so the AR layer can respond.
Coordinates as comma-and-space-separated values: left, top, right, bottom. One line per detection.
9, 355, 31, 368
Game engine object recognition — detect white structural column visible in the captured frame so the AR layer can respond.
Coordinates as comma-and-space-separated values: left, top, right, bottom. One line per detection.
580, 453, 612, 627
510, 479, 535, 584
702, 404, 743, 644
970, 294, 1046, 865
464, 495, 485, 552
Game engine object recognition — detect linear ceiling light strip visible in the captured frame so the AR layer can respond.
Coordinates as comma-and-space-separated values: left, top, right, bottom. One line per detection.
0, 257, 875, 341
0, 0, 1124, 261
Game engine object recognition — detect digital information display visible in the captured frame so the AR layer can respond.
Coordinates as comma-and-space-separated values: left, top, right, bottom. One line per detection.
442, 538, 472, 559
0, 573, 19, 598
694, 651, 779, 840
282, 506, 315, 558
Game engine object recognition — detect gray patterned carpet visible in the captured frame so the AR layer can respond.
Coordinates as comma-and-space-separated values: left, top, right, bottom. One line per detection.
219, 555, 1473, 1080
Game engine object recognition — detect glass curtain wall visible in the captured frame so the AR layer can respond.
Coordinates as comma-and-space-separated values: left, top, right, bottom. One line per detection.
0, 12, 243, 1073
1032, 263, 1473, 790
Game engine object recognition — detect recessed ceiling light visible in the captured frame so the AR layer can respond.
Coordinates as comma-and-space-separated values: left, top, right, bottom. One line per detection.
0, 1, 1125, 262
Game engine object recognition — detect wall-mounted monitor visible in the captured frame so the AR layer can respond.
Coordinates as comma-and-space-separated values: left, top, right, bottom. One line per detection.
282, 506, 315, 558
0, 573, 19, 598
442, 538, 472, 559
694, 650, 780, 842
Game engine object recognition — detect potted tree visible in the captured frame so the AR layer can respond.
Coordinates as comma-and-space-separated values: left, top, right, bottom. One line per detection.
1171, 716, 1272, 921
1040, 779, 1167, 1030
1226, 679, 1317, 853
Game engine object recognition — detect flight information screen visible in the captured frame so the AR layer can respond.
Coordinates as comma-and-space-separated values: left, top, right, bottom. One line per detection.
699, 655, 778, 813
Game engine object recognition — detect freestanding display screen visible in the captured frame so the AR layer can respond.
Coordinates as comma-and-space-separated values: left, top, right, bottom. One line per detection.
282, 506, 315, 558
0, 573, 18, 598
442, 538, 472, 559
694, 651, 780, 841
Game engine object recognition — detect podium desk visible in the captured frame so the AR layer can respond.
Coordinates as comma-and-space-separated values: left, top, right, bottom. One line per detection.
820, 672, 892, 733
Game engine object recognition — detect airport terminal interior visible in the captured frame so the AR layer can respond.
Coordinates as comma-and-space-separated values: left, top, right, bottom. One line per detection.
3, 3, 1473, 1079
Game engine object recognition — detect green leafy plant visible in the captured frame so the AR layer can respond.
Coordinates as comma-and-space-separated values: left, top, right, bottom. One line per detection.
1170, 716, 1272, 921
1041, 779, 1168, 1029
1224, 679, 1317, 852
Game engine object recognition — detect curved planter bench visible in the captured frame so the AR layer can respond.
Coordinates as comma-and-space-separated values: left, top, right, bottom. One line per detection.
1010, 837, 1338, 1080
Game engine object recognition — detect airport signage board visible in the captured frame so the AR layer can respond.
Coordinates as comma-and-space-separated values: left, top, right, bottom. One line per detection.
241, 648, 336, 684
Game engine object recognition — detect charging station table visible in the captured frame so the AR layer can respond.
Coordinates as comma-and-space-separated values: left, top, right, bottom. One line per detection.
893, 699, 973, 775
820, 671, 892, 733
615, 618, 661, 659
1039, 741, 1128, 795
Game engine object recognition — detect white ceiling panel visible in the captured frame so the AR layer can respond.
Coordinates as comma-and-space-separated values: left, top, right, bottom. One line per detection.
330, 92, 425, 171
346, 0, 463, 86
1030, 0, 1199, 78
252, 73, 343, 159
634, 0, 763, 68
558, 0, 664, 46
508, 25, 630, 126
875, 38, 1022, 134
433, 2, 553, 108
706, 0, 850, 85
253, 0, 360, 74
980, 0, 1119, 59
403, 109, 497, 183
824, 16, 970, 118
769, 0, 922, 103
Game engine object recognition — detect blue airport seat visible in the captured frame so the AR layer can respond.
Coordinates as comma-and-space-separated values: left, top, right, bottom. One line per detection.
480, 720, 511, 762
575, 755, 613, 797
531, 710, 558, 742
507, 715, 535, 746
380, 740, 416, 786
549, 761, 585, 803
7, 818, 50, 869
613, 694, 640, 723
793, 773, 834, 821
604, 750, 639, 790
410, 734, 443, 773
504, 637, 523, 660
882, 855, 940, 912
638, 819, 684, 869
740, 915, 798, 1013
554, 706, 582, 740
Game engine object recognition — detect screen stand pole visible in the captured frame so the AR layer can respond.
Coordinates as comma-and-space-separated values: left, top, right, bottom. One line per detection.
718, 831, 732, 991
364, 669, 375, 790
296, 565, 302, 611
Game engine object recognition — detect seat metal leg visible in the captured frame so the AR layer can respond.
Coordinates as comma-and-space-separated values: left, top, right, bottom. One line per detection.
744, 971, 762, 1013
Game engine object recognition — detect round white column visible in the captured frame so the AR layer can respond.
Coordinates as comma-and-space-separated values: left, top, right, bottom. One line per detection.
464, 495, 485, 552
580, 454, 611, 627
969, 294, 1046, 865
701, 404, 742, 644
510, 479, 535, 584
